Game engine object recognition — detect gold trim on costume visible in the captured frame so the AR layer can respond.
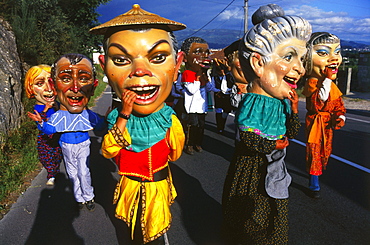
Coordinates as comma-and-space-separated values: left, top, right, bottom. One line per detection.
110, 124, 129, 148
113, 174, 177, 243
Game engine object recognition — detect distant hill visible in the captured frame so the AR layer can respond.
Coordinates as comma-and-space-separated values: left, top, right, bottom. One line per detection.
175, 28, 370, 50
341, 40, 370, 49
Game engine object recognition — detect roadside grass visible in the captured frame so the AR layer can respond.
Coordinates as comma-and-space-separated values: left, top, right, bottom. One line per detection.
0, 64, 107, 216
88, 65, 108, 108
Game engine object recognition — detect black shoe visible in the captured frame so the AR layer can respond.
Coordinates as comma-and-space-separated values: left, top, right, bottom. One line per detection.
184, 146, 194, 155
310, 190, 320, 199
85, 199, 95, 211
194, 145, 203, 152
77, 202, 85, 210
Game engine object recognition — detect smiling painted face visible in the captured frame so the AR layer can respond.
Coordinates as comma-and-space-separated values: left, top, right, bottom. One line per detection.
255, 38, 307, 99
102, 28, 182, 116
54, 57, 96, 113
32, 69, 56, 105
185, 42, 211, 73
309, 42, 342, 80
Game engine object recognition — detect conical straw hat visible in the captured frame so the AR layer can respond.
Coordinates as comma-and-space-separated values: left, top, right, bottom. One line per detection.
90, 4, 186, 35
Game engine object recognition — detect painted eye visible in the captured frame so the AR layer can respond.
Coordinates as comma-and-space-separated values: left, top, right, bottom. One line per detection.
316, 50, 329, 57
283, 54, 293, 62
79, 76, 92, 83
112, 56, 131, 66
151, 54, 167, 64
60, 75, 72, 83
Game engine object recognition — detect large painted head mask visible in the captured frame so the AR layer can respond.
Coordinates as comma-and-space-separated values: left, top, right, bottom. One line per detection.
90, 4, 186, 116
51, 53, 97, 114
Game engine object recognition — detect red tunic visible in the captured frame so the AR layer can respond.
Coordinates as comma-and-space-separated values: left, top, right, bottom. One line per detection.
115, 138, 170, 181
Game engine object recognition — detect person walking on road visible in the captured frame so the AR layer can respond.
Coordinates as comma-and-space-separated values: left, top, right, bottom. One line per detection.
91, 4, 185, 245
181, 37, 220, 155
222, 4, 312, 244
302, 32, 346, 199
24, 65, 62, 186
27, 54, 105, 212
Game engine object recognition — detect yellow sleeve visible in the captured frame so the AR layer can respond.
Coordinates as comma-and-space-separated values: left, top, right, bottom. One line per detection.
167, 114, 185, 162
101, 124, 131, 159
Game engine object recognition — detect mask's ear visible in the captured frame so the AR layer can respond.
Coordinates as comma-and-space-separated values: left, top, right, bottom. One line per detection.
250, 52, 264, 78
91, 79, 98, 96
173, 51, 185, 81
99, 54, 105, 70
48, 77, 57, 96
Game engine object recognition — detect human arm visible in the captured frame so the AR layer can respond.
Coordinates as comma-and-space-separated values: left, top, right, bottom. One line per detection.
87, 109, 106, 131
27, 110, 57, 134
101, 89, 135, 159
206, 77, 221, 93
332, 97, 346, 130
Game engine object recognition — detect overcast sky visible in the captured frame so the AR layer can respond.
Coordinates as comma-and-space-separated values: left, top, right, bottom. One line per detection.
97, 0, 370, 43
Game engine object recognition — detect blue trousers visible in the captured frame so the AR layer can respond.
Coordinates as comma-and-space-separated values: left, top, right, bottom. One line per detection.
309, 175, 320, 191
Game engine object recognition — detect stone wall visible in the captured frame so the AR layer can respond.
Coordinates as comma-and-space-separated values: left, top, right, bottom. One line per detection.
0, 17, 24, 138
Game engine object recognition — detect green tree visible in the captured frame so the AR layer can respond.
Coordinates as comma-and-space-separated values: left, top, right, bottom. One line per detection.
3, 0, 110, 65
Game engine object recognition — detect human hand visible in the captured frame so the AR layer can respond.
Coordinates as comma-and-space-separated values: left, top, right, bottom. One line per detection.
120, 89, 136, 116
275, 137, 289, 150
43, 102, 54, 112
334, 117, 345, 130
287, 89, 298, 114
27, 110, 42, 123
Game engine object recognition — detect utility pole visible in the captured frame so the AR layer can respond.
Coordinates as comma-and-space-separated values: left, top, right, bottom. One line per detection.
244, 0, 248, 33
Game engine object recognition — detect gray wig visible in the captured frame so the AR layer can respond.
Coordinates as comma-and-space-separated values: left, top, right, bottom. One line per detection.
239, 4, 312, 83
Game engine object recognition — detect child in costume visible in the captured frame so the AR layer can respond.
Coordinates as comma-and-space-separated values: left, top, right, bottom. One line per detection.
222, 4, 312, 244
24, 65, 62, 186
27, 54, 105, 211
90, 4, 185, 244
180, 37, 220, 154
303, 32, 346, 199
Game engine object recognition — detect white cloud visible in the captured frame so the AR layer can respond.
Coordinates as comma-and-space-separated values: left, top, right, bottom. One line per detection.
285, 5, 370, 41
219, 7, 243, 21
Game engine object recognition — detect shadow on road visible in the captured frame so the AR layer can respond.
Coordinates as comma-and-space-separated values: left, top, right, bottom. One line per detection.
25, 172, 84, 245
171, 163, 227, 245
89, 130, 133, 244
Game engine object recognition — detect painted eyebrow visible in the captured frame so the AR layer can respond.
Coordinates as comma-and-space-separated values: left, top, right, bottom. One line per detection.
78, 70, 91, 75
148, 40, 171, 53
108, 43, 127, 53
58, 69, 91, 75
108, 40, 171, 55
283, 46, 300, 55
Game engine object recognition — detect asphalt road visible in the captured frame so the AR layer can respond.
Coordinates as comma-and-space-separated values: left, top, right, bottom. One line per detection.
0, 87, 369, 245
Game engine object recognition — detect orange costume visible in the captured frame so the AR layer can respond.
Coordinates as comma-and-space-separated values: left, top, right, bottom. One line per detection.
303, 79, 346, 175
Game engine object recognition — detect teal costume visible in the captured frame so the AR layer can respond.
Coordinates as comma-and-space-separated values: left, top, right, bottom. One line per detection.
222, 93, 300, 244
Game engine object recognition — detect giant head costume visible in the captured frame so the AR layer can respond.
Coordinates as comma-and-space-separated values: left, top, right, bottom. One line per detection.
239, 4, 312, 100
51, 53, 98, 114
24, 65, 56, 105
90, 4, 186, 116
